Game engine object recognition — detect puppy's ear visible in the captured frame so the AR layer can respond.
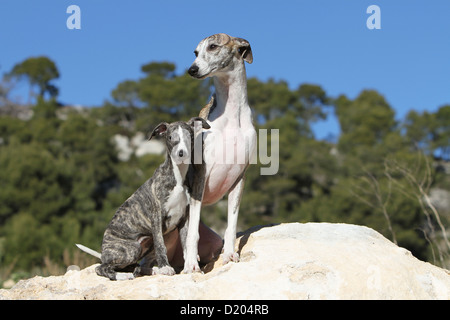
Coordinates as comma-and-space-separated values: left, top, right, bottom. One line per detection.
149, 122, 169, 140
188, 117, 211, 129
233, 37, 253, 64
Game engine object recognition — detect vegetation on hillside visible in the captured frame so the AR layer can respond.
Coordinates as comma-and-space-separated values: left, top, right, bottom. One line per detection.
0, 57, 448, 284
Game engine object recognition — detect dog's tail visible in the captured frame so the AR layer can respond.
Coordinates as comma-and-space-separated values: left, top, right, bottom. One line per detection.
75, 243, 101, 259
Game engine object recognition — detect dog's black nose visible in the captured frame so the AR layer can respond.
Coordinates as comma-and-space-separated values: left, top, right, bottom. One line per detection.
188, 65, 199, 76
179, 150, 184, 158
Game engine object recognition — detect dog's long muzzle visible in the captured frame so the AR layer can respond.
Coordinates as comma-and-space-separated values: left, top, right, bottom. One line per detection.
188, 64, 199, 77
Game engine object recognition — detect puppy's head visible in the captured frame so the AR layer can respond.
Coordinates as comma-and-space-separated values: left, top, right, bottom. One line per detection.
149, 117, 210, 164
188, 33, 253, 79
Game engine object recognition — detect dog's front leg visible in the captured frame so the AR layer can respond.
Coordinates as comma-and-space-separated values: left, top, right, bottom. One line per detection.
222, 176, 245, 264
182, 165, 205, 274
182, 197, 203, 273
151, 218, 175, 276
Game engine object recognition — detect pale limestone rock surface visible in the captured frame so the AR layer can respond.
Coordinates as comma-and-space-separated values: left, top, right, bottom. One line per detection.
1, 223, 449, 300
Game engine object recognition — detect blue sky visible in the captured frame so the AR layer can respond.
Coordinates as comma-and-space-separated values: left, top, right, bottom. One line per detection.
1, 1, 449, 139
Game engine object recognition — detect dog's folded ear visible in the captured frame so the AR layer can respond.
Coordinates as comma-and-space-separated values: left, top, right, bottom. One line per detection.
149, 122, 169, 140
188, 117, 211, 129
233, 37, 253, 64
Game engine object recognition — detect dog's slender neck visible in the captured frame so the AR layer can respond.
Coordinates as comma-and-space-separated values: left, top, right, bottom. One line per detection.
211, 62, 251, 126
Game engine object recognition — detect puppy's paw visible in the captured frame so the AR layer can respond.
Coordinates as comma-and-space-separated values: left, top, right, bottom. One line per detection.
221, 251, 240, 265
152, 265, 176, 276
115, 272, 135, 280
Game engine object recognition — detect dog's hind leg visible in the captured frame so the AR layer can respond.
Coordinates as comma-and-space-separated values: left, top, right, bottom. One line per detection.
96, 263, 119, 280
96, 239, 142, 280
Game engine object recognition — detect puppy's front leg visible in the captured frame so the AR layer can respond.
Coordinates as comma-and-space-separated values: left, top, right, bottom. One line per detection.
151, 217, 175, 276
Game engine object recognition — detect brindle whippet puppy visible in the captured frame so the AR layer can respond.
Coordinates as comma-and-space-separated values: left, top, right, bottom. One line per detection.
77, 117, 210, 280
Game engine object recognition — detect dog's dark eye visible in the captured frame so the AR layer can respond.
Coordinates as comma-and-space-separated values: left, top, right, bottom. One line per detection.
209, 44, 218, 50
169, 135, 172, 140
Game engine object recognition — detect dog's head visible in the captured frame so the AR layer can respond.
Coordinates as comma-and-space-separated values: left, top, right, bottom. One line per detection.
149, 117, 210, 164
188, 33, 253, 79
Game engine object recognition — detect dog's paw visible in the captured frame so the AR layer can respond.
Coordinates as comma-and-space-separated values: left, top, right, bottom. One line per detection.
221, 251, 240, 265
115, 272, 135, 281
152, 265, 176, 276
181, 262, 202, 274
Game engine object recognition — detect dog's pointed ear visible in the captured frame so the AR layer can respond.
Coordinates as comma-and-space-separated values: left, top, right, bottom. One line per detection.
234, 37, 253, 64
188, 117, 211, 129
149, 122, 169, 140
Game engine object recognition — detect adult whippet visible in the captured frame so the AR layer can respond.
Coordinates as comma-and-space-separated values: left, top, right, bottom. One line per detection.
183, 33, 256, 273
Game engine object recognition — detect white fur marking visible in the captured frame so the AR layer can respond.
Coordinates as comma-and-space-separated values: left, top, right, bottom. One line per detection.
164, 158, 189, 230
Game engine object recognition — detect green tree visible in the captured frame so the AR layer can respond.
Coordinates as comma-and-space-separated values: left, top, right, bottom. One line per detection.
335, 90, 396, 153
321, 90, 440, 263
2, 212, 52, 269
57, 113, 118, 212
8, 56, 60, 101
405, 105, 450, 161
247, 78, 295, 123
0, 116, 32, 144
434, 105, 450, 160
111, 80, 142, 108
0, 142, 72, 224
242, 82, 333, 225
295, 83, 329, 133
108, 62, 210, 133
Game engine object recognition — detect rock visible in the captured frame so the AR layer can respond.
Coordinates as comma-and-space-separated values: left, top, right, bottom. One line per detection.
66, 265, 80, 272
132, 132, 165, 157
112, 132, 165, 162
1, 223, 449, 300
2, 279, 16, 289
429, 188, 450, 211
112, 134, 133, 162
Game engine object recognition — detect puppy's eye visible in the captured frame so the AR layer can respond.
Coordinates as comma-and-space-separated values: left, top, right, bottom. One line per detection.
169, 135, 172, 140
209, 44, 218, 50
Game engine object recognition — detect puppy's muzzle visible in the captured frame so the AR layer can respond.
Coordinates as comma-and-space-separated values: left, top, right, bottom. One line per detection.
173, 148, 190, 164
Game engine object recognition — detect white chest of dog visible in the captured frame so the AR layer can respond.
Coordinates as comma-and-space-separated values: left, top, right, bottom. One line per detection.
164, 161, 190, 231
